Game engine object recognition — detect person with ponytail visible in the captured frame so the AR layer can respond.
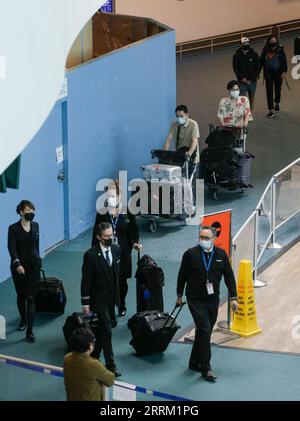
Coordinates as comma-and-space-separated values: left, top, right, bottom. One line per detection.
7, 200, 42, 342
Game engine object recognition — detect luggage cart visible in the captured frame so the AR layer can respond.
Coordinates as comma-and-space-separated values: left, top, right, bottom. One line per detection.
138, 150, 192, 233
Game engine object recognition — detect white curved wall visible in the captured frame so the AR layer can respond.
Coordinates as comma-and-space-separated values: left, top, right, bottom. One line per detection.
0, 0, 105, 174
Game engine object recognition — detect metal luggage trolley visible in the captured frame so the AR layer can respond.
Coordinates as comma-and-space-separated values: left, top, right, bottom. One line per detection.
201, 126, 253, 201
138, 149, 192, 233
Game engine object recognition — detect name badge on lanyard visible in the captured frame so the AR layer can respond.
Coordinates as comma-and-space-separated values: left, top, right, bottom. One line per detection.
202, 249, 215, 295
110, 214, 119, 245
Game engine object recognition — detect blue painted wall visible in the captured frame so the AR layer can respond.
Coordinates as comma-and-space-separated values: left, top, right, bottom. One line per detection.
0, 29, 176, 281
67, 30, 176, 239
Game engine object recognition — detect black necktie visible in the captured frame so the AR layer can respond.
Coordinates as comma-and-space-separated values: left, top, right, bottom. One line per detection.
105, 250, 111, 266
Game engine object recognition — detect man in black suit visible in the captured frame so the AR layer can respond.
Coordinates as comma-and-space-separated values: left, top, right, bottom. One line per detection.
81, 222, 122, 377
176, 226, 238, 382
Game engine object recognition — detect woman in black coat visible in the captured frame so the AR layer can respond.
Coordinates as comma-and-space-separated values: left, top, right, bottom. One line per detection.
7, 200, 42, 342
92, 181, 142, 316
260, 35, 288, 118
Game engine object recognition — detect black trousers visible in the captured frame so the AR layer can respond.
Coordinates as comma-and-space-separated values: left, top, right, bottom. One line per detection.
91, 316, 115, 369
265, 75, 283, 110
187, 297, 219, 372
16, 293, 36, 335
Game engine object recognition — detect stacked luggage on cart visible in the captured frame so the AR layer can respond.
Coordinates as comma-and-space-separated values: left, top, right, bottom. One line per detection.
200, 126, 254, 200
139, 150, 192, 232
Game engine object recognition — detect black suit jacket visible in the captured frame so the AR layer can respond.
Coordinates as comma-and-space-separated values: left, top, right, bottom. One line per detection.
81, 243, 121, 317
8, 221, 41, 272
177, 246, 237, 300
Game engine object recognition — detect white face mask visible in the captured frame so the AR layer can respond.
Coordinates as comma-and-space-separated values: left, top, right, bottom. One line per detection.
230, 90, 240, 99
107, 197, 118, 208
176, 116, 187, 126
199, 239, 214, 251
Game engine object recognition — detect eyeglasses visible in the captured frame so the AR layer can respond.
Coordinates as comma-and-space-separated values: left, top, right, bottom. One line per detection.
199, 235, 213, 240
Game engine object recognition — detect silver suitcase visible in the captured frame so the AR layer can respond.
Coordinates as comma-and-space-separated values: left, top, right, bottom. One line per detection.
141, 164, 182, 182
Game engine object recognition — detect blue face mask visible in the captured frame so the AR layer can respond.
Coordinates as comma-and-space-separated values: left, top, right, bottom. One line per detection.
176, 116, 187, 126
199, 239, 213, 251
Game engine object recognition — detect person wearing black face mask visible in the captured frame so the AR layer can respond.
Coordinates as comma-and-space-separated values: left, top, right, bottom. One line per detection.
7, 200, 42, 343
260, 35, 288, 118
81, 222, 122, 377
233, 37, 261, 117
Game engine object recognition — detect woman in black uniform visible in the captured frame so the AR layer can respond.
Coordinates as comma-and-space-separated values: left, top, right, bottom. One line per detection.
8, 200, 42, 342
92, 181, 142, 316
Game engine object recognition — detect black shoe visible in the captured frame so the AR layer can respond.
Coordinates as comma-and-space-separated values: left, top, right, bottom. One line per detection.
266, 111, 275, 119
275, 104, 280, 112
107, 366, 122, 377
26, 333, 36, 343
202, 370, 217, 382
111, 319, 118, 328
17, 322, 26, 332
118, 307, 127, 317
189, 364, 202, 373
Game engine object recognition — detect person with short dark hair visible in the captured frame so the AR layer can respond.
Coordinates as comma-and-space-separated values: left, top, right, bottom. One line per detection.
91, 180, 142, 317
176, 226, 238, 382
218, 80, 251, 129
233, 37, 261, 117
81, 222, 122, 377
64, 328, 115, 401
7, 200, 42, 343
260, 35, 288, 118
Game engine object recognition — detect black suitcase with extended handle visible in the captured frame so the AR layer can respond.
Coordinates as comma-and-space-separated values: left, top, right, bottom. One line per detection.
127, 303, 185, 356
36, 270, 66, 315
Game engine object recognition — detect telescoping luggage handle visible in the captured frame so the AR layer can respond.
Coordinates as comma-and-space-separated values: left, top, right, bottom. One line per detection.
161, 302, 186, 330
40, 269, 50, 293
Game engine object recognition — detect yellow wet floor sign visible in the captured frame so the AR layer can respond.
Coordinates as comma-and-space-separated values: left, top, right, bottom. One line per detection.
230, 259, 262, 337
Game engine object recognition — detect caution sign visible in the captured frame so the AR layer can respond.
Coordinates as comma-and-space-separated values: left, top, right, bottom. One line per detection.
201, 209, 231, 256
230, 260, 262, 338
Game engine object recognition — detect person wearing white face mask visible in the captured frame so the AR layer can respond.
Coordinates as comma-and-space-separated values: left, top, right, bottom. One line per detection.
176, 226, 238, 382
218, 80, 251, 130
92, 180, 142, 317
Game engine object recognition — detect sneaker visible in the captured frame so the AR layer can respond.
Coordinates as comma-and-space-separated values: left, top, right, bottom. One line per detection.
202, 370, 217, 382
266, 111, 275, 119
275, 104, 280, 112
248, 114, 254, 122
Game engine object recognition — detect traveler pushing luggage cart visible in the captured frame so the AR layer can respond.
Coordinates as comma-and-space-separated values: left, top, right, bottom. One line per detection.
138, 149, 195, 233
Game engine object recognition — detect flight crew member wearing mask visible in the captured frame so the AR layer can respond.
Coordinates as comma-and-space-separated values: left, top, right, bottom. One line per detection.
176, 226, 238, 382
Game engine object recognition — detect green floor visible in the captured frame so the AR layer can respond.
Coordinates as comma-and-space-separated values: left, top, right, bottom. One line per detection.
1, 34, 300, 401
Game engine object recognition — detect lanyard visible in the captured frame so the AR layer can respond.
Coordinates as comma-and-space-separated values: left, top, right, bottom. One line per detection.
201, 249, 214, 276
109, 214, 119, 235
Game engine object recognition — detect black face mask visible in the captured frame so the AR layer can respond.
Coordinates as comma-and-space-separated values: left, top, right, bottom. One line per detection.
101, 238, 112, 247
242, 45, 250, 51
269, 43, 278, 50
24, 213, 35, 222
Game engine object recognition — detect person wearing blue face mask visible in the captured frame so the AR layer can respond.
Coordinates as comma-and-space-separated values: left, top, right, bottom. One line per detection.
7, 200, 42, 343
176, 226, 238, 382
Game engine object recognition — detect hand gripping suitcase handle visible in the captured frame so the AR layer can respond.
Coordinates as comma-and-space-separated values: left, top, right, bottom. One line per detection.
162, 302, 186, 330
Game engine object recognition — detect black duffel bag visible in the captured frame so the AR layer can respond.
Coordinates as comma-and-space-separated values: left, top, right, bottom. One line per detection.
135, 253, 164, 290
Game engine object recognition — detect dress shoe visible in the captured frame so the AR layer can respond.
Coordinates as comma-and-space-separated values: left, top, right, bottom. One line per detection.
202, 370, 217, 382
26, 332, 36, 343
107, 366, 122, 377
118, 307, 127, 317
188, 363, 202, 373
17, 322, 26, 332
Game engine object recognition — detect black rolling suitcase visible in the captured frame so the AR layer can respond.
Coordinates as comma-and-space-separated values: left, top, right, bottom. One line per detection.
135, 253, 164, 312
36, 270, 66, 315
127, 304, 185, 356
63, 312, 99, 349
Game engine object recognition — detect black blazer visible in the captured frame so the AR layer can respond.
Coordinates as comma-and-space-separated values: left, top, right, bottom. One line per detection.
177, 246, 237, 300
81, 243, 121, 316
91, 209, 139, 278
8, 221, 41, 272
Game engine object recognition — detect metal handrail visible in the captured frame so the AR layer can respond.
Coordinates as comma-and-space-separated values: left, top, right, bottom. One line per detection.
177, 18, 300, 58
232, 157, 300, 285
